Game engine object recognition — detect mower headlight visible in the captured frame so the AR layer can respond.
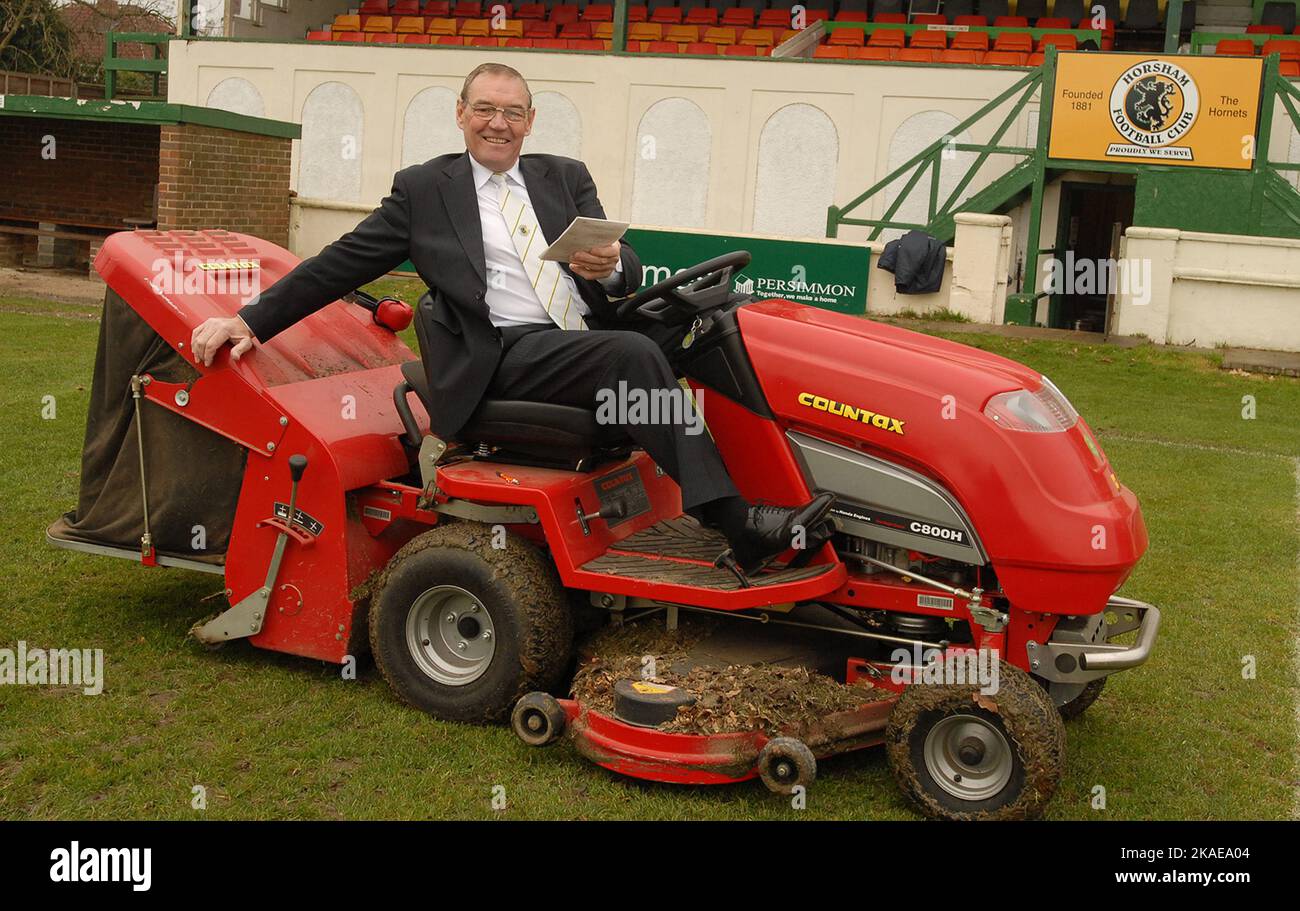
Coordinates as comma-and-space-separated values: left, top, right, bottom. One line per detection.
983, 377, 1079, 433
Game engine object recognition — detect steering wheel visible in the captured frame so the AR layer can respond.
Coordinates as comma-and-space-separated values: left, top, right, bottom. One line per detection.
616, 251, 752, 323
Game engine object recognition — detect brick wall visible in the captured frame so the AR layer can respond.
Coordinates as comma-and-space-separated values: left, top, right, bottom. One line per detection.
157, 123, 292, 247
0, 117, 159, 228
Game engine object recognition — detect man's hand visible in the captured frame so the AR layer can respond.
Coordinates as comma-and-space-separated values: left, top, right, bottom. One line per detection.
569, 240, 620, 281
191, 316, 256, 367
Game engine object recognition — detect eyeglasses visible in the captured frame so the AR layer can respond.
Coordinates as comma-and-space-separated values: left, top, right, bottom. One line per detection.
467, 102, 530, 124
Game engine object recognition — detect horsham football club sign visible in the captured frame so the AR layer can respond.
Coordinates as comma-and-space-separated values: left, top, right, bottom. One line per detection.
1049, 51, 1262, 170
624, 226, 870, 314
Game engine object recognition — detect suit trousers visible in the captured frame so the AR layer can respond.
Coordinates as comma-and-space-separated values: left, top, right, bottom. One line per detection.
486, 322, 739, 510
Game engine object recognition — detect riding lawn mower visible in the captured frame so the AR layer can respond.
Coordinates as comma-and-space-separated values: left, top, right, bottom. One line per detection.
48, 229, 1159, 820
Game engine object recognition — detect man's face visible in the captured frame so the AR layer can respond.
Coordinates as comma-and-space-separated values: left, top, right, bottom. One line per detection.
456, 72, 535, 172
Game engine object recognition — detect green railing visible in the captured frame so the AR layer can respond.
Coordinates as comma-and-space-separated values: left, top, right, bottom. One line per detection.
104, 32, 169, 101
824, 21, 1103, 46
825, 46, 1054, 250
1253, 53, 1300, 230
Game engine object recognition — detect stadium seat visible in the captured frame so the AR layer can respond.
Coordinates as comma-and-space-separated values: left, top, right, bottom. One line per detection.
814, 44, 850, 58
686, 7, 720, 25
422, 0, 451, 13
460, 19, 490, 36
721, 8, 757, 27
1245, 24, 1284, 35
394, 16, 425, 32
992, 15, 1028, 28
368, 32, 400, 42
334, 30, 366, 41
333, 14, 362, 31
828, 27, 865, 45
1122, 0, 1159, 31
664, 24, 701, 42
427, 17, 458, 34
873, 13, 907, 24
853, 45, 896, 60
494, 19, 524, 37
868, 28, 907, 47
982, 50, 1028, 64
363, 15, 394, 31
724, 43, 760, 55
993, 32, 1032, 52
836, 0, 870, 14
739, 27, 776, 47
1282, 59, 1300, 76
504, 36, 533, 46
560, 21, 592, 37
913, 14, 947, 25
435, 34, 466, 44
551, 4, 581, 24
583, 3, 614, 21
532, 37, 568, 47
393, 0, 421, 10
570, 38, 604, 49
650, 7, 685, 24
1037, 33, 1077, 50
702, 26, 738, 44
593, 21, 613, 39
951, 31, 990, 50
524, 19, 558, 36
400, 33, 433, 42
835, 11, 868, 22
758, 9, 792, 28
1262, 38, 1300, 59
1260, 2, 1298, 34
910, 30, 948, 49
684, 40, 719, 53
896, 47, 938, 62
628, 22, 662, 41
1027, 51, 1045, 66
1034, 17, 1070, 30
466, 35, 497, 45
627, 6, 649, 23
953, 15, 987, 27
306, 29, 332, 41
939, 48, 980, 63
360, 0, 388, 12
515, 3, 545, 18
645, 40, 680, 52
1214, 39, 1257, 56
452, 2, 481, 17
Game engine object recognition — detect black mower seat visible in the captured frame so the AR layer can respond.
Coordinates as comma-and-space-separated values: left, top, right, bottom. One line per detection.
399, 360, 633, 454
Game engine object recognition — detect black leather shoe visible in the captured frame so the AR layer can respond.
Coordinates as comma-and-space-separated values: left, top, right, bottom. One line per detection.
729, 492, 836, 574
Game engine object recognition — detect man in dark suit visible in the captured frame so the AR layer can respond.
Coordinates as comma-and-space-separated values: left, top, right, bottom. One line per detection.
191, 62, 832, 572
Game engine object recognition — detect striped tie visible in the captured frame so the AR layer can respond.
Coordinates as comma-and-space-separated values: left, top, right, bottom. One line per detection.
491, 172, 587, 331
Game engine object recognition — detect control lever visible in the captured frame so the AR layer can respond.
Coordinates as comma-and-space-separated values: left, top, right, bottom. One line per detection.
192, 454, 311, 645
575, 499, 627, 535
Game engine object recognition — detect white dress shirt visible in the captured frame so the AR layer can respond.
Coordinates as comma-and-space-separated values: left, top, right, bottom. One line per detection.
469, 155, 621, 328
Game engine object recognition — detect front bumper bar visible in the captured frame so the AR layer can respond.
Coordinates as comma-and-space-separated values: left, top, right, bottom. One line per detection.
1028, 596, 1160, 684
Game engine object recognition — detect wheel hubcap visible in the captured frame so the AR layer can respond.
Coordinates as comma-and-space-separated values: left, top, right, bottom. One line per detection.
923, 714, 1013, 801
405, 585, 496, 686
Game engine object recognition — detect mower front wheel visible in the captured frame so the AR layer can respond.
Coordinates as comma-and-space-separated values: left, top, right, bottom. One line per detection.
757, 738, 817, 795
370, 522, 573, 723
885, 661, 1065, 821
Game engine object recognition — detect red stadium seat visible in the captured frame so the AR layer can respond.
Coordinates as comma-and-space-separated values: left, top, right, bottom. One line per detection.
827, 27, 865, 46
1035, 17, 1071, 29
835, 11, 867, 21
627, 6, 648, 22
1282, 59, 1300, 76
814, 44, 850, 57
645, 40, 680, 52
583, 3, 613, 21
422, 1, 451, 14
953, 15, 987, 26
868, 28, 907, 48
720, 8, 756, 27
684, 41, 718, 53
758, 9, 791, 28
1037, 33, 1077, 50
1263, 38, 1300, 59
368, 32, 400, 42
334, 31, 365, 41
724, 43, 759, 55
913, 13, 946, 25
910, 30, 948, 49
467, 35, 499, 45
650, 7, 684, 24
993, 15, 1028, 27
559, 21, 592, 37
360, 0, 388, 12
392, 0, 421, 14
550, 4, 580, 24
853, 45, 895, 60
569, 38, 604, 49
951, 31, 990, 51
400, 33, 433, 42
983, 50, 1029, 65
306, 30, 332, 41
435, 34, 466, 44
1246, 24, 1284, 34
523, 19, 556, 36
993, 32, 1033, 52
452, 2, 481, 17
873, 13, 906, 23
685, 8, 719, 25
896, 47, 938, 62
514, 3, 545, 18
531, 37, 568, 48
503, 36, 533, 46
1027, 51, 1045, 65
1214, 39, 1257, 56
939, 48, 981, 63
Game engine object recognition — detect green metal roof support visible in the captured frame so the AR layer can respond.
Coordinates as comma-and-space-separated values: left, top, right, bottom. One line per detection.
612, 0, 627, 52
1005, 45, 1058, 327
1164, 0, 1184, 53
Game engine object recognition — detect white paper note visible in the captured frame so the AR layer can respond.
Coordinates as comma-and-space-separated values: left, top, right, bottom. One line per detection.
540, 216, 630, 262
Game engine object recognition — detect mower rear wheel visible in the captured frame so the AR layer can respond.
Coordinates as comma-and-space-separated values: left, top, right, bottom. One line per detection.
370, 522, 572, 723
757, 738, 817, 795
885, 661, 1065, 821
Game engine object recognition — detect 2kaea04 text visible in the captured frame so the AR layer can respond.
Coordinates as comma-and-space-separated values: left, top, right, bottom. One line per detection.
1122, 848, 1251, 862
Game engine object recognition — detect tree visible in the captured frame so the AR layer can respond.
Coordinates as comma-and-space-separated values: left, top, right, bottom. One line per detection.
0, 0, 79, 77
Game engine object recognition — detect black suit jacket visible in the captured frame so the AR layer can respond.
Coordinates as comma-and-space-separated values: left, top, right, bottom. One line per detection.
238, 151, 642, 438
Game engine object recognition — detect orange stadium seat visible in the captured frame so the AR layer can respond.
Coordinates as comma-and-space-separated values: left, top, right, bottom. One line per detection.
592, 21, 613, 39
1038, 33, 1077, 50
306, 30, 331, 41
939, 48, 981, 63
334, 30, 365, 41
1246, 24, 1284, 34
896, 47, 938, 62
628, 22, 662, 42
395, 16, 426, 32
368, 32, 400, 42
702, 26, 737, 44
983, 50, 1029, 65
333, 14, 362, 31
435, 34, 466, 44
867, 28, 907, 47
426, 17, 458, 34
952, 31, 990, 50
910, 30, 948, 49
739, 28, 776, 47
1282, 60, 1300, 76
1215, 39, 1257, 56
828, 27, 865, 45
685, 41, 719, 53
853, 45, 895, 60
1263, 38, 1300, 59
814, 45, 850, 57
494, 19, 524, 37
1027, 51, 1045, 65
664, 24, 700, 43
993, 32, 1033, 52
459, 18, 490, 36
